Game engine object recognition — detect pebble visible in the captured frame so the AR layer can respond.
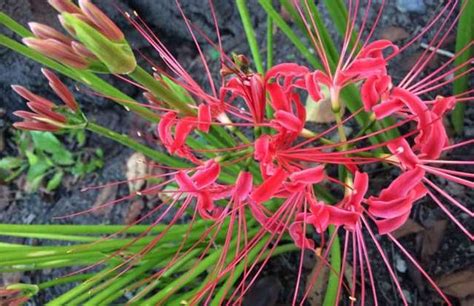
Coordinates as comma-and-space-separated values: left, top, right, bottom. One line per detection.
395, 254, 407, 273
396, 0, 426, 13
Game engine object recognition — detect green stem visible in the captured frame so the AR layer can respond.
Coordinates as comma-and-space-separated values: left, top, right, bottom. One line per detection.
323, 225, 341, 306
38, 274, 96, 290
86, 121, 189, 168
266, 15, 273, 69
0, 223, 201, 235
237, 0, 264, 74
129, 66, 195, 115
451, 0, 473, 134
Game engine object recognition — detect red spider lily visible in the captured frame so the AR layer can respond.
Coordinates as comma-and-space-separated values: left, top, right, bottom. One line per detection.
174, 160, 228, 219
16, 0, 473, 305
12, 69, 79, 131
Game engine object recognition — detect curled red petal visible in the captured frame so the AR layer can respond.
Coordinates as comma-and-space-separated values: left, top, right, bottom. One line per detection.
309, 203, 331, 233
197, 104, 211, 132
273, 110, 303, 132
305, 72, 323, 102
375, 210, 410, 235
172, 116, 196, 153
192, 160, 220, 189
342, 57, 387, 80
387, 137, 420, 170
289, 218, 315, 250
373, 97, 404, 119
265, 63, 309, 82
175, 171, 196, 192
157, 111, 176, 150
361, 75, 391, 111
250, 167, 288, 204
254, 135, 271, 162
234, 171, 253, 202
359, 39, 399, 59
420, 119, 448, 160
289, 165, 325, 185
379, 167, 425, 201
350, 171, 369, 208
368, 197, 411, 219
326, 205, 360, 230
432, 96, 456, 117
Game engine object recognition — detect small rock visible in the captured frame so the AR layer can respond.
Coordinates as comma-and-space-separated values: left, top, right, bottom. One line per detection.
395, 254, 407, 273
402, 289, 413, 303
396, 0, 426, 14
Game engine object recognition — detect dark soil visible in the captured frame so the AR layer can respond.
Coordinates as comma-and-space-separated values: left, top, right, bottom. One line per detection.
0, 1, 472, 305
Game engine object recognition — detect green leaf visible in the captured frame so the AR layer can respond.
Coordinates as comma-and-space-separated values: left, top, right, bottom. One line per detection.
25, 150, 39, 166
76, 130, 86, 147
451, 0, 473, 134
30, 132, 64, 155
46, 171, 64, 192
52, 151, 74, 166
26, 157, 51, 182
0, 157, 24, 170
237, 0, 264, 74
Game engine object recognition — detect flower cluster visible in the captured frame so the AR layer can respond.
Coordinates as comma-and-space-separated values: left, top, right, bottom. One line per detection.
9, 0, 472, 304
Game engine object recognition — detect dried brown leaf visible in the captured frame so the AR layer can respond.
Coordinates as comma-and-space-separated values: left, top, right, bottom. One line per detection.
438, 270, 474, 299
126, 152, 147, 194
305, 94, 345, 124
392, 219, 424, 239
243, 276, 282, 306
307, 250, 330, 305
380, 26, 409, 42
125, 199, 144, 225
0, 185, 10, 211
421, 220, 447, 259
92, 184, 117, 216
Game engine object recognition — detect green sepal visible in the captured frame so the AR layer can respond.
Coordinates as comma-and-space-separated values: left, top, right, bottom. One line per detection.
61, 13, 136, 74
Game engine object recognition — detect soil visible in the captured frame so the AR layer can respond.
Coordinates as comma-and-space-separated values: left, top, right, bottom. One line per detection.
0, 0, 472, 305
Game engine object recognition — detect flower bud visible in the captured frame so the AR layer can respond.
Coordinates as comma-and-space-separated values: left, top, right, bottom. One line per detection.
61, 13, 136, 74
28, 22, 72, 45
48, 0, 82, 14
78, 0, 124, 42
23, 37, 89, 69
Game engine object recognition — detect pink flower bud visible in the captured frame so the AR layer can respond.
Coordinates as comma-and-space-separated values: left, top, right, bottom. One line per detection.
28, 22, 72, 45
23, 38, 89, 69
48, 0, 82, 14
78, 0, 124, 42
41, 68, 78, 111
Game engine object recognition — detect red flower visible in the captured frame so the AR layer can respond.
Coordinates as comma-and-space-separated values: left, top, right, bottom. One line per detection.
368, 167, 427, 234
175, 160, 224, 219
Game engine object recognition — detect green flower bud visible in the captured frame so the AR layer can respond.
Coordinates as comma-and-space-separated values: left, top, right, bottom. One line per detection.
61, 13, 136, 74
